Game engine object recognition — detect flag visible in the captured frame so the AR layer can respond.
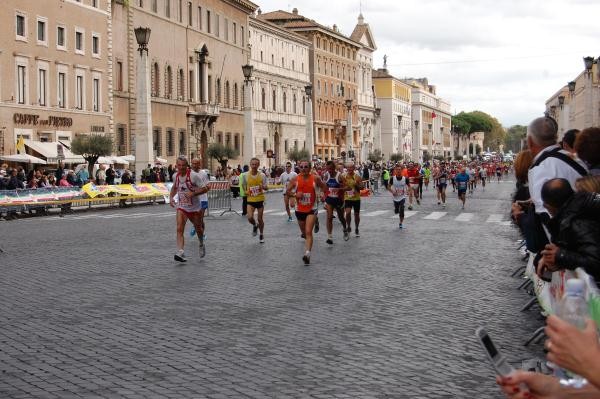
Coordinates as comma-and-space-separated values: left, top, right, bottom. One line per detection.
16, 136, 25, 154
432, 111, 437, 118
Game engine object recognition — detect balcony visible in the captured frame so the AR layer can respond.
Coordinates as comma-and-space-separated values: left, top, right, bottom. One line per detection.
189, 102, 220, 117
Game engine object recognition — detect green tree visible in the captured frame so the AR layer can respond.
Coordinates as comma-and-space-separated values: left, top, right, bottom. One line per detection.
287, 148, 310, 163
368, 149, 383, 163
71, 134, 114, 177
207, 142, 238, 170
389, 153, 403, 163
504, 125, 527, 153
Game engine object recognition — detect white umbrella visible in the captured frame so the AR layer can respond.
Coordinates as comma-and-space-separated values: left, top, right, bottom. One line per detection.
155, 157, 168, 165
121, 155, 135, 162
0, 153, 47, 164
110, 156, 130, 166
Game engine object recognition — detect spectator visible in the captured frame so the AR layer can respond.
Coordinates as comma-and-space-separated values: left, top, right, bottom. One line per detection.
575, 175, 600, 193
574, 127, 600, 175
96, 165, 106, 185
7, 169, 24, 190
55, 162, 64, 183
77, 164, 90, 185
536, 178, 600, 282
230, 169, 240, 198
67, 171, 78, 186
59, 173, 72, 187
119, 170, 133, 208
105, 164, 116, 185
167, 164, 175, 181
560, 128, 580, 154
513, 149, 534, 202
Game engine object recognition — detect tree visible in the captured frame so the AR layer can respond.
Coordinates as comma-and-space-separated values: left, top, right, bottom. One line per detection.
389, 153, 403, 163
287, 148, 310, 163
71, 134, 113, 178
368, 149, 383, 163
505, 125, 527, 153
207, 142, 238, 170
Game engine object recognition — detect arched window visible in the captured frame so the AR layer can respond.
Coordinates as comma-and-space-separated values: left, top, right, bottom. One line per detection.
165, 65, 173, 98
261, 87, 266, 109
293, 94, 297, 114
302, 96, 306, 115
233, 83, 238, 108
272, 89, 276, 111
216, 78, 221, 104
241, 85, 245, 109
282, 91, 287, 113
152, 62, 160, 96
225, 80, 230, 108
178, 68, 184, 100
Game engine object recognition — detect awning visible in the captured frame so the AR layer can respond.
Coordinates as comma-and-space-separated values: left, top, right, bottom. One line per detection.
96, 156, 130, 166
0, 153, 47, 164
24, 140, 85, 164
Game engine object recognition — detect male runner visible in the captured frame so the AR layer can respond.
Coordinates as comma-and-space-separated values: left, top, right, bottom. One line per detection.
342, 162, 364, 238
287, 160, 327, 264
189, 158, 211, 242
455, 166, 469, 209
406, 161, 421, 210
495, 163, 502, 183
435, 163, 449, 208
169, 156, 210, 261
467, 164, 476, 194
279, 162, 297, 222
479, 166, 487, 191
387, 166, 409, 229
240, 157, 268, 243
322, 160, 348, 244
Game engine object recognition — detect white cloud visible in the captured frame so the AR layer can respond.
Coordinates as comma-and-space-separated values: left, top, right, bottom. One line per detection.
255, 0, 598, 126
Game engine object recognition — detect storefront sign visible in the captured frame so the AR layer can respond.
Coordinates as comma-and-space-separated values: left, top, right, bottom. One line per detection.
91, 125, 105, 132
13, 113, 73, 128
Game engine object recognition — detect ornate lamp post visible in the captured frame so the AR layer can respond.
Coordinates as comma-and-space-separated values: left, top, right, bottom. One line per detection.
413, 119, 419, 161
242, 63, 255, 163
133, 27, 153, 182
428, 122, 433, 160
583, 56, 594, 127
345, 99, 353, 159
305, 84, 314, 160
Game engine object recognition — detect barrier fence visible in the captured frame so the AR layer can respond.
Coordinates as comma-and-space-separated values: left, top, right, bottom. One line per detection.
206, 181, 238, 216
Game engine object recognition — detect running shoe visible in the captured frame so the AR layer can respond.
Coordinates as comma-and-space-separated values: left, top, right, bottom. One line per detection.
416, 199, 420, 205
326, 238, 333, 245
174, 250, 187, 262
399, 223, 403, 229
198, 240, 206, 258
302, 254, 310, 265
301, 233, 306, 239
287, 216, 293, 222
343, 229, 350, 241
442, 203, 446, 209
437, 201, 441, 205
190, 227, 196, 237
408, 205, 413, 210
259, 234, 265, 243
314, 219, 320, 233
355, 229, 360, 238
252, 224, 258, 237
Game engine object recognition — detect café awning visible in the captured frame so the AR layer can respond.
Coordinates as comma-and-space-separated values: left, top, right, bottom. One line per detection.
24, 140, 85, 164
0, 153, 47, 164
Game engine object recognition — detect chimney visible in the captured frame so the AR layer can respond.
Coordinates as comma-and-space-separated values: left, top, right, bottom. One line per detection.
333, 24, 337, 32
292, 8, 298, 14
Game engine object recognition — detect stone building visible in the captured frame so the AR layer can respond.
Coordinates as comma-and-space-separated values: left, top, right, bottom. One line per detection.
372, 67, 413, 162
259, 8, 361, 162
350, 13, 377, 163
248, 15, 310, 167
0, 0, 112, 163
112, 0, 257, 169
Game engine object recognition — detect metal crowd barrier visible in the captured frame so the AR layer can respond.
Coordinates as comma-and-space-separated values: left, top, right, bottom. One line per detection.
206, 181, 238, 216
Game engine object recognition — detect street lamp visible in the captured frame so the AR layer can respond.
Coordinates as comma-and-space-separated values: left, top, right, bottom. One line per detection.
568, 81, 576, 95
345, 99, 353, 158
134, 27, 151, 54
305, 84, 314, 159
584, 56, 594, 76
558, 95, 565, 109
242, 64, 255, 162
133, 26, 153, 183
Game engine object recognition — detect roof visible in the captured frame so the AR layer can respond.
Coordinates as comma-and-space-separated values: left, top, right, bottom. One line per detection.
349, 15, 377, 51
249, 16, 312, 45
372, 68, 393, 79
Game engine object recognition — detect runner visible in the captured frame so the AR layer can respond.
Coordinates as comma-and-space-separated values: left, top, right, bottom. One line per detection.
189, 158, 211, 243
342, 162, 364, 238
495, 163, 502, 183
423, 164, 431, 191
169, 156, 210, 262
286, 160, 328, 264
279, 162, 297, 222
387, 166, 409, 229
406, 161, 421, 210
467, 164, 476, 194
455, 166, 469, 209
240, 157, 268, 243
479, 165, 487, 191
450, 165, 457, 192
435, 162, 449, 208
322, 160, 349, 244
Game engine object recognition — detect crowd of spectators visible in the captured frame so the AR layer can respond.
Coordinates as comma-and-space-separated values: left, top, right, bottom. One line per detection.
504, 117, 600, 398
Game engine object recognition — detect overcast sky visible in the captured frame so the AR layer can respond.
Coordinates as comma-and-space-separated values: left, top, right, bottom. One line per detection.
255, 0, 599, 127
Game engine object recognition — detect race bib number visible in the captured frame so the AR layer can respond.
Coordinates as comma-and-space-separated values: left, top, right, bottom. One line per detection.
458, 181, 467, 189
300, 193, 312, 205
392, 187, 405, 196
249, 185, 262, 196
179, 191, 193, 206
439, 178, 447, 184
345, 189, 355, 198
328, 188, 339, 197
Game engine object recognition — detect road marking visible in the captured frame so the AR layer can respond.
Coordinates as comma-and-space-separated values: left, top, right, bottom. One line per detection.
486, 214, 504, 223
263, 209, 277, 214
424, 212, 447, 220
363, 210, 388, 217
455, 213, 474, 222
271, 211, 289, 216
500, 221, 512, 226
389, 210, 418, 219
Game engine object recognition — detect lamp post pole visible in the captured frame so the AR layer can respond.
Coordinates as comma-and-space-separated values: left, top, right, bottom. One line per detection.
242, 64, 255, 164
413, 119, 419, 162
305, 85, 314, 161
397, 114, 403, 160
568, 80, 576, 128
584, 56, 594, 129
345, 99, 353, 159
428, 122, 433, 161
134, 27, 153, 183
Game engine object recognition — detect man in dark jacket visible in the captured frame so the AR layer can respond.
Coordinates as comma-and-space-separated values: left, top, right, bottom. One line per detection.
537, 178, 600, 282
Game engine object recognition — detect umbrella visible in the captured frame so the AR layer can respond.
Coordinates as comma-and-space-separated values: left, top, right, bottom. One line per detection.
0, 154, 47, 164
121, 155, 135, 162
155, 157, 168, 165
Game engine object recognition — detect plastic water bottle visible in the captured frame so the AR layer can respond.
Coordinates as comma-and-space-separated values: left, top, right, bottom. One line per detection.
555, 278, 589, 388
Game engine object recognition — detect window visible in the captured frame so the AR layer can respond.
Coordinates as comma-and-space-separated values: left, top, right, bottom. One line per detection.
293, 94, 297, 114
240, 26, 244, 47
225, 133, 231, 148
197, 6, 202, 29
207, 75, 212, 102
165, 0, 170, 18
92, 0, 98, 7
233, 83, 238, 108
178, 130, 186, 156
178, 68, 184, 100
215, 78, 221, 104
272, 89, 276, 111
284, 139, 289, 153
178, 0, 182, 23
224, 80, 230, 108
92, 34, 100, 56
57, 26, 66, 48
165, 65, 172, 98
152, 62, 159, 96
116, 61, 123, 91
188, 70, 194, 100
37, 17, 48, 45
302, 96, 306, 115
117, 125, 126, 155
75, 29, 84, 54
271, 54, 274, 64
206, 10, 211, 33
38, 68, 47, 106
260, 51, 263, 62
232, 22, 237, 44
188, 2, 192, 25
16, 13, 26, 40
153, 127, 162, 156
93, 78, 100, 112
17, 64, 27, 104
215, 13, 219, 37
262, 138, 267, 153
224, 18, 229, 41
292, 60, 295, 70
234, 134, 240, 152
167, 129, 175, 156
283, 91, 287, 113
261, 88, 265, 109
281, 57, 284, 68
152, 0, 157, 12
76, 74, 84, 109
58, 72, 66, 108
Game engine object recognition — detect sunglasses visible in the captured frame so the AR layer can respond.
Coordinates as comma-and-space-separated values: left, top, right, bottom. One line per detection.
300, 165, 310, 169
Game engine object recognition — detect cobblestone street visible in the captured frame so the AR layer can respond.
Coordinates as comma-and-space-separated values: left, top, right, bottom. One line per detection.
0, 180, 545, 398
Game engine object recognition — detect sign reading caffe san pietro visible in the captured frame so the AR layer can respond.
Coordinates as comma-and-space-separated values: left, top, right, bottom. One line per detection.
13, 113, 73, 128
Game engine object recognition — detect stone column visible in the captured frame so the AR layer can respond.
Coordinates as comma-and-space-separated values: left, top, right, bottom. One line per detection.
135, 44, 153, 183
346, 104, 353, 157
243, 78, 255, 163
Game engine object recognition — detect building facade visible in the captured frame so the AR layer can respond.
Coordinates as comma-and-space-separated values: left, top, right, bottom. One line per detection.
372, 68, 412, 162
350, 13, 377, 163
545, 57, 600, 138
0, 0, 111, 162
248, 16, 310, 167
404, 78, 452, 161
112, 0, 257, 169
260, 8, 361, 162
